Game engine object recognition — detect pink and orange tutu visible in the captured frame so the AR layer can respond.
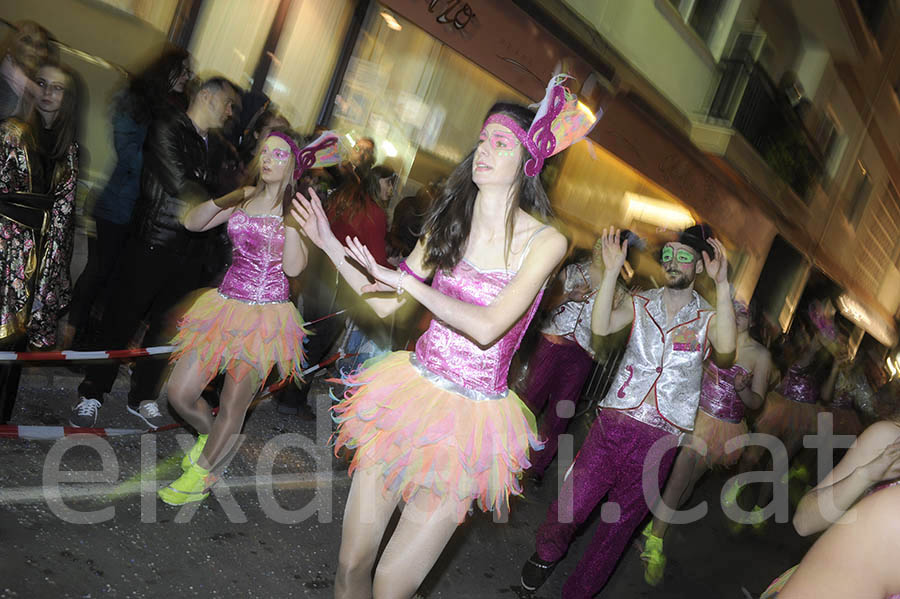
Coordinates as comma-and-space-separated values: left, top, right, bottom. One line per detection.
753, 390, 819, 439
169, 288, 307, 387
331, 351, 541, 522
689, 410, 749, 467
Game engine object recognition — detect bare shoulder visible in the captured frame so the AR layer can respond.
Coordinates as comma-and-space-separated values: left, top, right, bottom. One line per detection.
858, 420, 900, 449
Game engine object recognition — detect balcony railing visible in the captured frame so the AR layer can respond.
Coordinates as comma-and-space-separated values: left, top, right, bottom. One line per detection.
709, 58, 824, 199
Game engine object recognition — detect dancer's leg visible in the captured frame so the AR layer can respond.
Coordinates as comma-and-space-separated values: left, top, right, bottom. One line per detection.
336, 467, 402, 599
756, 433, 802, 509
372, 491, 462, 599
165, 352, 214, 434
198, 371, 259, 470
650, 447, 706, 539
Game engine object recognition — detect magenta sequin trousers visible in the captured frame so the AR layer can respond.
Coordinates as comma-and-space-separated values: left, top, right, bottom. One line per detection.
535, 410, 677, 598
524, 336, 594, 476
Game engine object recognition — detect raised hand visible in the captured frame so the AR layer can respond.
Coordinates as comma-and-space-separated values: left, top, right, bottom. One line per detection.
600, 226, 628, 274
291, 188, 338, 251
344, 236, 402, 294
702, 237, 728, 284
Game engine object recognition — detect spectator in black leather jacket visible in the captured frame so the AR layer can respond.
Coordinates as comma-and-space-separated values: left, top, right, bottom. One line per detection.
70, 76, 240, 429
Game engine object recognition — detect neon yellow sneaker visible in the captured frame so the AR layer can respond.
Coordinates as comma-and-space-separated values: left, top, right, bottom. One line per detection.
640, 535, 666, 586
789, 464, 810, 483
750, 505, 768, 533
181, 434, 208, 472
158, 464, 216, 506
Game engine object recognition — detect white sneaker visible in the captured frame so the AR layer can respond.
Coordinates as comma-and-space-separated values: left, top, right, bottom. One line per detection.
69, 398, 102, 428
126, 401, 167, 429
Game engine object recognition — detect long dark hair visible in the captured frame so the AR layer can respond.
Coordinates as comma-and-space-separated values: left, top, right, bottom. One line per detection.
328, 179, 374, 222
121, 46, 189, 123
422, 102, 552, 271
28, 62, 79, 163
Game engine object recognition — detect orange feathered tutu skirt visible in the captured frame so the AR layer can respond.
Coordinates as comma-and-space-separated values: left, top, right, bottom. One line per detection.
753, 390, 820, 439
332, 351, 541, 522
688, 410, 748, 468
169, 288, 308, 387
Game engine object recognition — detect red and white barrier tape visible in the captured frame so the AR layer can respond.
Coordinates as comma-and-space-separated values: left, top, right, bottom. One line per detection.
0, 346, 174, 362
0, 308, 348, 363
0, 351, 359, 440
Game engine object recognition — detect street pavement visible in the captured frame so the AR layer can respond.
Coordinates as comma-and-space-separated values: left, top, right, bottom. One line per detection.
0, 364, 815, 598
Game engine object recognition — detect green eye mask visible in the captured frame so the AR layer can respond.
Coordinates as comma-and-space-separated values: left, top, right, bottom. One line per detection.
661, 247, 696, 263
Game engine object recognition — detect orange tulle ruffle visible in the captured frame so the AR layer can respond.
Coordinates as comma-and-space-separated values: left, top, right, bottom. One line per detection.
332, 351, 541, 522
169, 288, 307, 386
754, 391, 819, 439
688, 410, 749, 467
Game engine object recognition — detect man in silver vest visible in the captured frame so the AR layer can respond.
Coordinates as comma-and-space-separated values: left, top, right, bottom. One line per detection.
521, 224, 736, 598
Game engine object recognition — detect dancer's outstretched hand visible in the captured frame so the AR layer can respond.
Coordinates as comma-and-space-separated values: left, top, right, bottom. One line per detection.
291, 188, 337, 251
345, 236, 402, 294
702, 238, 728, 284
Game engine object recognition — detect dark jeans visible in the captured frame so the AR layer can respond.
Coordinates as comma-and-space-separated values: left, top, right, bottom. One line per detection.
0, 338, 25, 424
69, 218, 130, 334
77, 239, 205, 407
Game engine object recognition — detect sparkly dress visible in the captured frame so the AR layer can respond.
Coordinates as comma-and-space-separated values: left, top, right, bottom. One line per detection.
169, 209, 307, 386
825, 368, 868, 436
754, 363, 820, 438
332, 259, 544, 522
689, 362, 750, 467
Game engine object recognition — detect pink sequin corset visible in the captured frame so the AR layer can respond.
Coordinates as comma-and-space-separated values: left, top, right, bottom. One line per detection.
775, 364, 818, 405
414, 260, 544, 397
699, 362, 750, 423
218, 210, 289, 304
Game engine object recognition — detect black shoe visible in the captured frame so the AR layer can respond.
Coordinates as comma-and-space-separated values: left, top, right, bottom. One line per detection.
521, 552, 558, 592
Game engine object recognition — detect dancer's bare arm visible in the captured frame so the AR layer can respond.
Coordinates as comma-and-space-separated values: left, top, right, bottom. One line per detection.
292, 190, 432, 316
735, 344, 770, 410
281, 213, 309, 277
793, 420, 900, 536
704, 238, 736, 366
341, 227, 566, 346
294, 190, 567, 344
184, 187, 251, 232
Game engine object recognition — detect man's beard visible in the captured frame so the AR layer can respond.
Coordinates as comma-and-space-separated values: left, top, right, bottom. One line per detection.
665, 269, 694, 290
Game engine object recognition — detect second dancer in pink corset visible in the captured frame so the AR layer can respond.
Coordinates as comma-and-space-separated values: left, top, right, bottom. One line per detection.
156, 129, 339, 506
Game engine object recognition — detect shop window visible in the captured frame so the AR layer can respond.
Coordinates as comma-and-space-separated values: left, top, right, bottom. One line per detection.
264, 0, 354, 133
328, 3, 527, 203
846, 160, 873, 227
94, 0, 178, 33
816, 109, 846, 179
189, 0, 280, 88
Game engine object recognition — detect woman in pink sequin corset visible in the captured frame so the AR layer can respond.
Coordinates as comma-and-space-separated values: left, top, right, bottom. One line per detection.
294, 101, 576, 598
761, 407, 900, 598
156, 130, 310, 506
639, 299, 771, 585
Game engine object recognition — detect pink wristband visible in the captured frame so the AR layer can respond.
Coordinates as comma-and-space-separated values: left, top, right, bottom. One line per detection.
398, 260, 425, 283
